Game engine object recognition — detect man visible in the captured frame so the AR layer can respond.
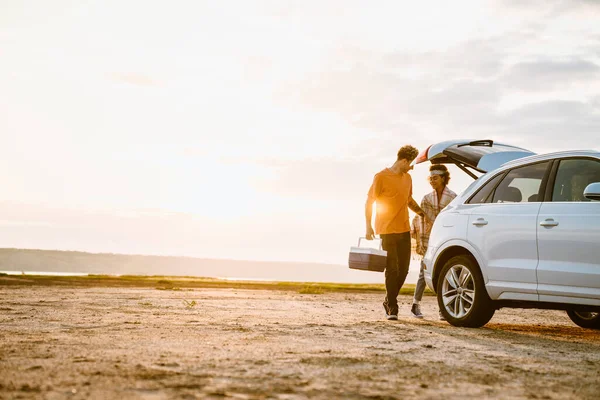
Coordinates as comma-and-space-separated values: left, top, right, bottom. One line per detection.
365, 145, 426, 321
410, 164, 457, 320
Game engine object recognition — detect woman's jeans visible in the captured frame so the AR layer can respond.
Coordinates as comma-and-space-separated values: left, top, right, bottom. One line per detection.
413, 260, 427, 303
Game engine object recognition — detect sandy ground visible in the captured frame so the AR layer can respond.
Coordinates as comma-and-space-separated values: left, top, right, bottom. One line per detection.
1, 286, 599, 400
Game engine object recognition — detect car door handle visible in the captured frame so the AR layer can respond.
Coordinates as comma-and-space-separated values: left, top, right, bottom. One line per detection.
540, 219, 559, 227
472, 218, 488, 226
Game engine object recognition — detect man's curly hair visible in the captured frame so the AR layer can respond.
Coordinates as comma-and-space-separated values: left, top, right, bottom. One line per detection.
396, 145, 419, 162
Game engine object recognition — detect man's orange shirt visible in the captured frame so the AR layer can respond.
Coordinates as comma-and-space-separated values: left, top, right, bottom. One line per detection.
367, 168, 413, 235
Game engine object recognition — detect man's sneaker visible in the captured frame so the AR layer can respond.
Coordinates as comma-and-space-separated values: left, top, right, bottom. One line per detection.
383, 303, 398, 320
411, 303, 424, 319
438, 311, 446, 321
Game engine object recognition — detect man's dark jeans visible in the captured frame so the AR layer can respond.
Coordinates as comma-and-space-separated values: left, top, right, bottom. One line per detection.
381, 232, 411, 315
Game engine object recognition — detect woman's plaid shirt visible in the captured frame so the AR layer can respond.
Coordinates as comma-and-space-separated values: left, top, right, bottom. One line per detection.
411, 186, 457, 256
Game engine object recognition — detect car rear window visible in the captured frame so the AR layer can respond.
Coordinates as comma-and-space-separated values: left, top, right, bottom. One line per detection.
467, 173, 504, 204
492, 162, 550, 203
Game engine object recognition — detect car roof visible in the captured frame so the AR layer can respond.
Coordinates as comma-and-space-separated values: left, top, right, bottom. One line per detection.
500, 150, 600, 169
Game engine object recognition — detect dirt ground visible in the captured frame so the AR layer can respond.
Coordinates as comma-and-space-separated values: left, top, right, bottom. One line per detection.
1, 286, 599, 400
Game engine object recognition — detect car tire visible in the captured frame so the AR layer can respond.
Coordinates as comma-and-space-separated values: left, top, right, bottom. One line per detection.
566, 310, 600, 330
436, 255, 495, 328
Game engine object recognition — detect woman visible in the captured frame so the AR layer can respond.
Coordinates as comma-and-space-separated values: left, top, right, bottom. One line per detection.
410, 164, 457, 320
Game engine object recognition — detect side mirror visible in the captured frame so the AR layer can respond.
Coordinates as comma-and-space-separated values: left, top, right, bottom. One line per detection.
584, 182, 600, 201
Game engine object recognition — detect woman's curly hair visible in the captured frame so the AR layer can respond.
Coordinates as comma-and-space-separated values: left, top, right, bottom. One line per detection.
430, 164, 451, 186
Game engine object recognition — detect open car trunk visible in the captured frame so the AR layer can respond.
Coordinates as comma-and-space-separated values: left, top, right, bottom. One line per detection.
414, 139, 536, 179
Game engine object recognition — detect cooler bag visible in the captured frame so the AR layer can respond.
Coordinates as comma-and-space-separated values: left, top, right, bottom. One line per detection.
348, 237, 387, 272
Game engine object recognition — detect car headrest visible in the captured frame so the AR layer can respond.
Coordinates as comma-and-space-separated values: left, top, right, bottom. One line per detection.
499, 186, 522, 203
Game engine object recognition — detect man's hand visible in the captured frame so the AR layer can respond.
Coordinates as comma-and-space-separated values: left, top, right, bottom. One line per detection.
366, 225, 375, 240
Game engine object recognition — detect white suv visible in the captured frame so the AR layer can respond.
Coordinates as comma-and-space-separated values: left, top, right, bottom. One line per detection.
416, 140, 600, 329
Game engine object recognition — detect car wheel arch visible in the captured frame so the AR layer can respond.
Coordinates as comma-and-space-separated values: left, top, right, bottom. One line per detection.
432, 245, 486, 291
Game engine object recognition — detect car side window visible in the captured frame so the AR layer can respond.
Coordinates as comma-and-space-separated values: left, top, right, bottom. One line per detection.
491, 162, 550, 204
552, 159, 600, 202
466, 173, 504, 204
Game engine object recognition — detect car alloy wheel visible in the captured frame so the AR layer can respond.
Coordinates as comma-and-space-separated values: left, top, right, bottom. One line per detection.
436, 255, 495, 328
441, 264, 475, 319
575, 311, 599, 320
566, 309, 600, 329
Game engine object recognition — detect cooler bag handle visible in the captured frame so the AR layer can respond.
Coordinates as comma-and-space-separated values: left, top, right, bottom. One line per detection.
357, 236, 383, 250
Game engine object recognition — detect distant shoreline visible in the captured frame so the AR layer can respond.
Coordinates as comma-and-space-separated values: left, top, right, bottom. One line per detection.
0, 270, 280, 281
0, 272, 428, 296
0, 247, 420, 284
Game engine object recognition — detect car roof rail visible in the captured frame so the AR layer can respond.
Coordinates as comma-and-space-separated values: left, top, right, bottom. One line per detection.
457, 139, 494, 148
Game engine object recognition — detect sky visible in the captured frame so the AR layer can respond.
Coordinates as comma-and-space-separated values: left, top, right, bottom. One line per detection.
1, 0, 599, 266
